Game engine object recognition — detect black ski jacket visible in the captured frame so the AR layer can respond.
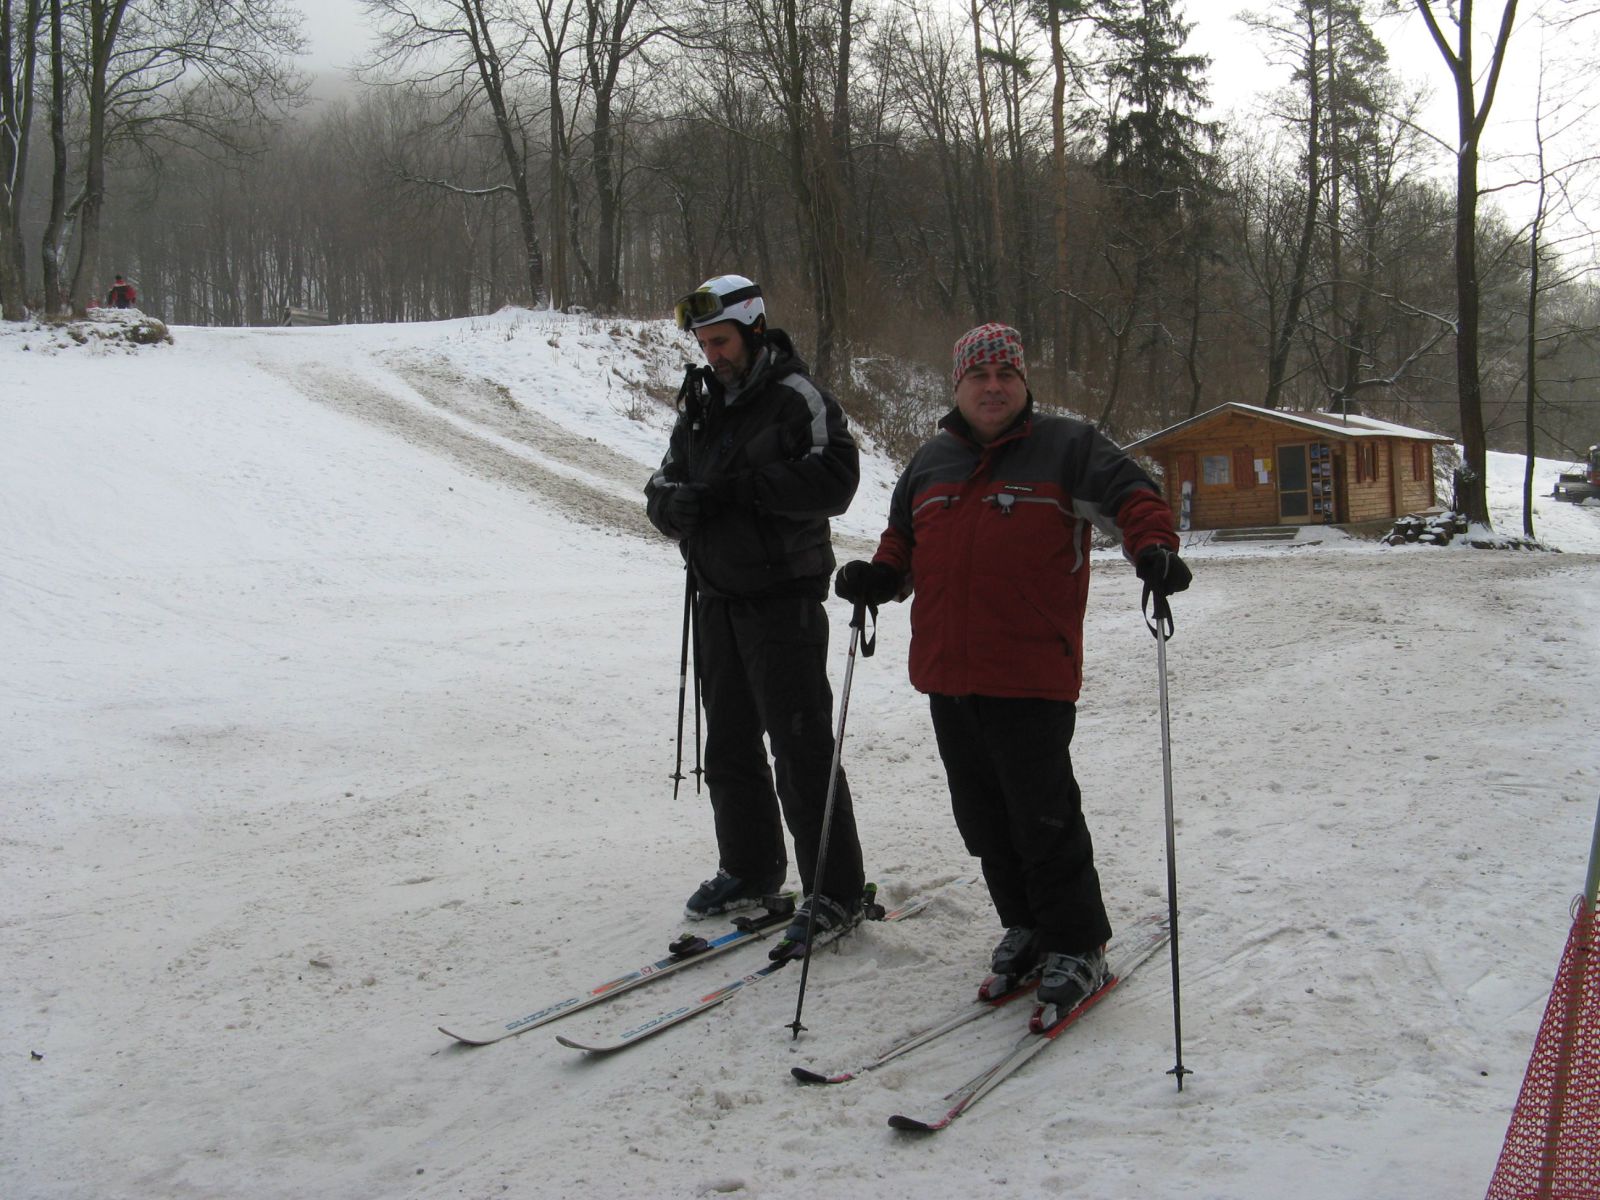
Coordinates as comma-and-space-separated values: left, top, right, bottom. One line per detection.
645, 329, 859, 600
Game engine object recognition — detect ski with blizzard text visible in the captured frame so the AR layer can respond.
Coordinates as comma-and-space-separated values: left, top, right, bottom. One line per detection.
791, 910, 1167, 1087
885, 917, 1172, 1133
555, 880, 973, 1055
436, 897, 795, 1045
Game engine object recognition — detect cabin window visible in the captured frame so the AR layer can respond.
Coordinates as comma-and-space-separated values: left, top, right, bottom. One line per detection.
1355, 443, 1379, 483
1201, 455, 1231, 486
1411, 443, 1428, 481
1233, 447, 1255, 490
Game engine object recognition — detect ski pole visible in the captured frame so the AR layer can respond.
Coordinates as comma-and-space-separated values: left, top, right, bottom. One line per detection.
668, 363, 705, 800
670, 566, 694, 799
788, 599, 874, 1040
690, 578, 703, 792
1143, 581, 1191, 1091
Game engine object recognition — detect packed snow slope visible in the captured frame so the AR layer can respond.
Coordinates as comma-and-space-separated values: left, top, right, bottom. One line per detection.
4, 308, 1599, 1200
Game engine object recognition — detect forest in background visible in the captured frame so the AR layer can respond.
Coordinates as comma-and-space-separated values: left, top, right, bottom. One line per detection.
3, 0, 1599, 497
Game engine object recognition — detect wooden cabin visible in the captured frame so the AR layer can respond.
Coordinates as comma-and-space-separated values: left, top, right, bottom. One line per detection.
1124, 404, 1454, 532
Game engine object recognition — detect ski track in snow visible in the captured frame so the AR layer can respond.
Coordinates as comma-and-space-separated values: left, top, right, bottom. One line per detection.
3, 310, 1599, 1199
252, 343, 658, 541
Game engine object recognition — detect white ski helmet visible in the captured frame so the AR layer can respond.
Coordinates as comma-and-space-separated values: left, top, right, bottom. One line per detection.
674, 274, 765, 332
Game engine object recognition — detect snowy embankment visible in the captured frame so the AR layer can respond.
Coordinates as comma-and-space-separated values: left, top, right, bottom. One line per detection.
3, 309, 1598, 1200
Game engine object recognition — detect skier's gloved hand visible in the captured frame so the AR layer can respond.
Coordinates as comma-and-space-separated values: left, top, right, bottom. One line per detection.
1135, 546, 1192, 597
668, 483, 719, 536
834, 560, 902, 606
707, 471, 756, 511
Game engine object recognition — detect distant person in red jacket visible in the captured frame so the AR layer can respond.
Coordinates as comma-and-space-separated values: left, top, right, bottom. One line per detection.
834, 322, 1190, 1015
106, 274, 137, 308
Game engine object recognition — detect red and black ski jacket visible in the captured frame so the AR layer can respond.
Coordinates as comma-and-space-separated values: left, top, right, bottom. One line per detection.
872, 403, 1176, 701
645, 329, 859, 600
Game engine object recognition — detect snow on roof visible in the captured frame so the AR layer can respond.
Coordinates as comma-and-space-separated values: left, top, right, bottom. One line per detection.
1125, 402, 1454, 450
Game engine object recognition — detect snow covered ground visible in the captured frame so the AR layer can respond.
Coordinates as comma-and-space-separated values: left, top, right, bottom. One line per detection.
4, 309, 1598, 1200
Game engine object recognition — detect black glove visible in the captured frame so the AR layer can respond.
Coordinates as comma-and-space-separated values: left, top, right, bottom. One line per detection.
1135, 546, 1192, 597
834, 560, 902, 606
668, 483, 719, 536
706, 471, 756, 511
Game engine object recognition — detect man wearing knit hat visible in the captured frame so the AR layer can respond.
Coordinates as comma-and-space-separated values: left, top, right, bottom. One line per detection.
835, 322, 1190, 1017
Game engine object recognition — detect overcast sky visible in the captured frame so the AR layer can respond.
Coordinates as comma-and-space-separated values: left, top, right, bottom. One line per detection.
292, 0, 373, 73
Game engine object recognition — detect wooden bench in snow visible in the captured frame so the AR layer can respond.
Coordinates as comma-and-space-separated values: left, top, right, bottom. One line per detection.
281, 307, 331, 326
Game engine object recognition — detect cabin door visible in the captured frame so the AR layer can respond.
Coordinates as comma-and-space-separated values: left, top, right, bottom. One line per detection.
1276, 444, 1314, 524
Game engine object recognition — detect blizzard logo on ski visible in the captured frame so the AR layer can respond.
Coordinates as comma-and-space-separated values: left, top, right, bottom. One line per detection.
506, 996, 583, 1032
619, 1005, 698, 1039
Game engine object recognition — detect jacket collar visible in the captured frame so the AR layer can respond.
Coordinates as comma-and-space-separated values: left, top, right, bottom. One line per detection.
706, 327, 804, 407
938, 394, 1036, 449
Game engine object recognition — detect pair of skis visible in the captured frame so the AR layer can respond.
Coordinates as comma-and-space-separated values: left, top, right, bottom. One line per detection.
439, 887, 1170, 1133
792, 913, 1171, 1132
552, 886, 958, 1053
436, 897, 797, 1046
438, 880, 969, 1049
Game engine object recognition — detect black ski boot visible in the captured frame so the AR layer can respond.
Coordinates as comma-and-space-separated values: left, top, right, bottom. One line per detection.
684, 868, 786, 921
1030, 946, 1109, 1030
978, 927, 1041, 1000
767, 894, 862, 962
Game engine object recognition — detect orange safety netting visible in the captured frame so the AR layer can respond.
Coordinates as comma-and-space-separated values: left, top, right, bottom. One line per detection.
1487, 901, 1600, 1200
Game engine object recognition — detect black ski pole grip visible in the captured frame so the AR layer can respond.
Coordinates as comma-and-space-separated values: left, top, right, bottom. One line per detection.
1142, 582, 1174, 640
850, 600, 877, 658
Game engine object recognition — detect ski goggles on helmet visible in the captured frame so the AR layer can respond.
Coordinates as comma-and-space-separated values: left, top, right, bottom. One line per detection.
674, 283, 762, 331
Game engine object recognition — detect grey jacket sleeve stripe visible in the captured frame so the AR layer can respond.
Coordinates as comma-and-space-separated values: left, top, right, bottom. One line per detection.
781, 373, 831, 456
1070, 496, 1122, 544
648, 442, 679, 490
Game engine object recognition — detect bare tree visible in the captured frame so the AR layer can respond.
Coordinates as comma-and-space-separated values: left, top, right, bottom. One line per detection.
38, 0, 73, 313
723, 0, 855, 379
1243, 0, 1339, 408
1503, 34, 1600, 535
1042, 0, 1099, 380
577, 0, 669, 311
365, 0, 550, 305
28, 0, 301, 314
1402, 0, 1520, 526
0, 0, 43, 317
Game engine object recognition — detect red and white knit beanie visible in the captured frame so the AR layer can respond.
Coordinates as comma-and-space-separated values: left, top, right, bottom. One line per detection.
953, 323, 1026, 384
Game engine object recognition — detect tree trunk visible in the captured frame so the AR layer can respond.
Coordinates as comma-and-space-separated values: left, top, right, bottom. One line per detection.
591, 87, 619, 311
1263, 7, 1322, 410
1184, 254, 1204, 417
1414, 0, 1519, 528
69, 0, 132, 316
1048, 0, 1069, 380
39, 0, 67, 314
0, 188, 21, 317
1522, 209, 1540, 539
1, 0, 43, 317
969, 0, 1003, 311
1451, 110, 1489, 524
582, 0, 635, 312
774, 0, 839, 379
460, 0, 545, 305
548, 78, 567, 310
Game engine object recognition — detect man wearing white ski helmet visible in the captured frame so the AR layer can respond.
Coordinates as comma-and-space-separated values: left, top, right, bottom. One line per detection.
674, 274, 766, 388
647, 273, 868, 961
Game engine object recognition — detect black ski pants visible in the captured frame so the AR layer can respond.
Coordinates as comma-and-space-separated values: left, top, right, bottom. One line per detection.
696, 594, 864, 907
928, 694, 1111, 955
